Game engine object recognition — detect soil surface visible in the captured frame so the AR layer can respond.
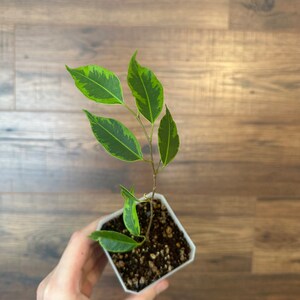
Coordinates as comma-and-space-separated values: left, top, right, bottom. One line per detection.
101, 199, 191, 292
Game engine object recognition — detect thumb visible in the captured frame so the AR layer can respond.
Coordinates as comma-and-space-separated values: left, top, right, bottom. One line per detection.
125, 280, 169, 300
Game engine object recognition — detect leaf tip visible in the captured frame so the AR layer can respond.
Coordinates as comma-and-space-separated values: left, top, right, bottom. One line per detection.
130, 50, 139, 66
65, 65, 72, 73
82, 109, 94, 122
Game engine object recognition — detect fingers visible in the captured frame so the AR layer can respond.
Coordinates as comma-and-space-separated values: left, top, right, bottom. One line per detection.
83, 242, 104, 274
37, 217, 106, 299
125, 280, 169, 300
55, 218, 104, 289
81, 253, 108, 297
37, 267, 56, 300
57, 230, 91, 287
86, 250, 108, 285
37, 217, 169, 300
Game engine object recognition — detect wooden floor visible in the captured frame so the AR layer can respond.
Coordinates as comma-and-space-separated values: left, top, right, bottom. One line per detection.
1, 0, 300, 299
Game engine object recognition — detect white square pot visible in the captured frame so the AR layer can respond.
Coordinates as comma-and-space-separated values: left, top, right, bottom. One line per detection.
97, 192, 196, 295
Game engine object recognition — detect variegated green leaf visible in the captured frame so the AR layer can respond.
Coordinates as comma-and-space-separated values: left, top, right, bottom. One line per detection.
127, 51, 164, 123
120, 185, 140, 236
84, 110, 143, 162
158, 106, 180, 166
89, 230, 140, 252
129, 185, 135, 194
66, 65, 123, 104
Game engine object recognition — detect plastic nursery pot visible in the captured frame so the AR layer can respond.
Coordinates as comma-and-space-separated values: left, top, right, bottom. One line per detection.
97, 192, 196, 295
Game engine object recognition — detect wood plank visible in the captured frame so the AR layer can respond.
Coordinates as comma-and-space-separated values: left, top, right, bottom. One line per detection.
0, 193, 254, 257
4, 272, 300, 300
199, 253, 252, 272
161, 272, 300, 300
2, 1, 300, 299
253, 197, 300, 274
3, 268, 300, 300
256, 197, 300, 218
0, 192, 254, 299
253, 218, 300, 274
1, 112, 300, 195
16, 26, 300, 63
195, 202, 254, 272
0, 25, 14, 110
1, 0, 228, 29
230, 0, 300, 32
229, 0, 300, 32
15, 26, 300, 117
3, 271, 300, 300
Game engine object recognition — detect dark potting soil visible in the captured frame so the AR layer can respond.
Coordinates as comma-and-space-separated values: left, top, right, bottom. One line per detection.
101, 199, 191, 292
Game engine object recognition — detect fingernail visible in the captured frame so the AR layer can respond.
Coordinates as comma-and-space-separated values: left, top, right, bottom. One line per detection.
156, 280, 169, 294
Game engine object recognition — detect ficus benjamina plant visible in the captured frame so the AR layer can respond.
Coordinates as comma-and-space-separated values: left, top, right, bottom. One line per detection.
66, 51, 179, 252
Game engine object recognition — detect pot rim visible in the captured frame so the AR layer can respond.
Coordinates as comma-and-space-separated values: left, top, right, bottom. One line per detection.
96, 192, 196, 294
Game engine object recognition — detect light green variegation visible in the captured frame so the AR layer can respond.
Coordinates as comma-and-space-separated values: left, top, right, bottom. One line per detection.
89, 230, 140, 252
66, 65, 123, 104
121, 185, 140, 236
84, 110, 143, 162
158, 106, 180, 166
127, 51, 164, 123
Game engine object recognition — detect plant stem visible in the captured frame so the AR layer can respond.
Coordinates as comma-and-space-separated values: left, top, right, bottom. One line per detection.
145, 124, 156, 240
122, 103, 158, 241
155, 159, 162, 173
123, 103, 150, 143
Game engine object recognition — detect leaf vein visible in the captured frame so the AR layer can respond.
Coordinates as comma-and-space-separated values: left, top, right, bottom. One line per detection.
72, 68, 123, 103
89, 116, 142, 160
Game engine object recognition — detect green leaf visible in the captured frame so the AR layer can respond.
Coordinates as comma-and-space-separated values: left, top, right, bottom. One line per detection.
127, 51, 164, 123
66, 65, 123, 104
129, 185, 135, 194
84, 110, 143, 162
120, 185, 140, 236
89, 230, 140, 252
158, 106, 180, 166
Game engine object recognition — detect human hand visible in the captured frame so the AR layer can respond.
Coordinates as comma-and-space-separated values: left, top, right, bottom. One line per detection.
37, 218, 169, 300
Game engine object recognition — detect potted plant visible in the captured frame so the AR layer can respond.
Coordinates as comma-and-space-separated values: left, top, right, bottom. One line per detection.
66, 51, 196, 294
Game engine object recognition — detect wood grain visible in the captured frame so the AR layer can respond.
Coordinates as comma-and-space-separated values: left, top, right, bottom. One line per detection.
1, 0, 229, 29
15, 26, 300, 116
161, 272, 300, 300
253, 197, 300, 274
0, 192, 255, 300
256, 197, 300, 218
0, 25, 14, 110
230, 0, 300, 32
1, 0, 300, 299
1, 112, 300, 195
